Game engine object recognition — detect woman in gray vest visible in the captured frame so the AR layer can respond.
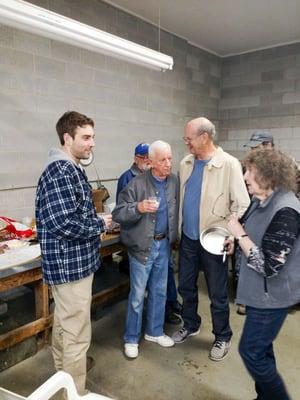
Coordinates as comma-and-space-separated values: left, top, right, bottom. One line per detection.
226, 148, 300, 400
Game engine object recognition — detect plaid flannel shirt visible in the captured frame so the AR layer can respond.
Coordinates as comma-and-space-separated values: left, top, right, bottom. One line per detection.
35, 159, 105, 285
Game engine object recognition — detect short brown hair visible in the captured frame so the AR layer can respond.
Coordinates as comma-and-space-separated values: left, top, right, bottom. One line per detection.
56, 111, 94, 145
243, 148, 297, 192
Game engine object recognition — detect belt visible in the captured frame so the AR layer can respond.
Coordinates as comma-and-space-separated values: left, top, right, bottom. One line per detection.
153, 233, 166, 241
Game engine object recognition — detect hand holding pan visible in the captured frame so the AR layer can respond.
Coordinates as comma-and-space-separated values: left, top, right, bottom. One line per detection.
200, 227, 230, 262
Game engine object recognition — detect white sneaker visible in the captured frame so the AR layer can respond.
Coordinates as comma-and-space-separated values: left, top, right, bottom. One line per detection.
124, 343, 138, 358
144, 334, 175, 347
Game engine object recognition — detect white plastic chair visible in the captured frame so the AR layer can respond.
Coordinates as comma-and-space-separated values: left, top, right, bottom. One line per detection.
0, 371, 113, 400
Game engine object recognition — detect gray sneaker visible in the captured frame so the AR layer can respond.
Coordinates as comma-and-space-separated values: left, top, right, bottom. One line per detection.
209, 340, 231, 361
172, 327, 200, 343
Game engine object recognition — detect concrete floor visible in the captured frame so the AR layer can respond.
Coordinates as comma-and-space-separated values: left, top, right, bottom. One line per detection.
0, 275, 299, 400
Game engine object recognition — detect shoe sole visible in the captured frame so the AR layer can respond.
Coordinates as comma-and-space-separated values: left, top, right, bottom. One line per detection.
124, 354, 138, 360
124, 351, 138, 360
173, 328, 200, 344
144, 335, 174, 347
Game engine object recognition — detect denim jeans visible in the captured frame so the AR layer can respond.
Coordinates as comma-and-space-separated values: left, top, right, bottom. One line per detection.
165, 255, 180, 314
124, 238, 169, 344
178, 233, 232, 341
239, 306, 290, 400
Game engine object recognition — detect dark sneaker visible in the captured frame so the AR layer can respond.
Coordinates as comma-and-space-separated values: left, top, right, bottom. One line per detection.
172, 327, 200, 343
165, 312, 182, 325
209, 340, 231, 361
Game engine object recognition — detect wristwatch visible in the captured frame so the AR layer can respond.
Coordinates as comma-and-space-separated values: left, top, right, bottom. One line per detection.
236, 234, 248, 242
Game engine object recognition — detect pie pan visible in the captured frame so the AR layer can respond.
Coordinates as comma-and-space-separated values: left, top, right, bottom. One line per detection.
200, 226, 229, 255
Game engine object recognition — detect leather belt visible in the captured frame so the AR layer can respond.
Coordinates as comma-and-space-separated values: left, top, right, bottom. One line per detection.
153, 233, 166, 241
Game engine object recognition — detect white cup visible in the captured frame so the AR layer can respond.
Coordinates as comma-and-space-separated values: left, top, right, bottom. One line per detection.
148, 196, 161, 209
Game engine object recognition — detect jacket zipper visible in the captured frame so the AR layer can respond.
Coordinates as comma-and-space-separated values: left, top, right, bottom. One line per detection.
264, 277, 269, 296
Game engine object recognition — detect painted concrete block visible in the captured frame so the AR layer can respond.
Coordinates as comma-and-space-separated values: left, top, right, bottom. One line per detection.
0, 47, 34, 72
14, 30, 50, 56
283, 92, 300, 104
65, 63, 94, 84
262, 70, 284, 82
273, 80, 296, 93
285, 67, 300, 80
0, 25, 14, 48
220, 96, 260, 110
35, 55, 66, 80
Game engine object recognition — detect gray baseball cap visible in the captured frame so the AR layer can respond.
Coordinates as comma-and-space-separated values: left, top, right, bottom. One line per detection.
244, 131, 274, 148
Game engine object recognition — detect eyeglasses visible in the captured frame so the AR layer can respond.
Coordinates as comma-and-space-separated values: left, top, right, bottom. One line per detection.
182, 132, 206, 144
136, 155, 149, 160
182, 137, 193, 144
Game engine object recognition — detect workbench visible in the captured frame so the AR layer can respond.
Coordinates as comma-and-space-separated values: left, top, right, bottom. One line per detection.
0, 234, 127, 351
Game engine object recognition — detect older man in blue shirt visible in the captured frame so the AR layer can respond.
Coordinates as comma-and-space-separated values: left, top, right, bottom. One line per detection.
113, 141, 178, 359
116, 143, 182, 325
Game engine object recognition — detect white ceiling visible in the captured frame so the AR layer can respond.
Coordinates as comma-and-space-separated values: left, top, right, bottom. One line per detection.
104, 0, 300, 57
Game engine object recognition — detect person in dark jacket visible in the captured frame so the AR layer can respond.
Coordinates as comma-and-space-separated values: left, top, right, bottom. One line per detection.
113, 140, 178, 359
116, 142, 150, 201
35, 111, 111, 395
226, 148, 300, 400
116, 142, 182, 325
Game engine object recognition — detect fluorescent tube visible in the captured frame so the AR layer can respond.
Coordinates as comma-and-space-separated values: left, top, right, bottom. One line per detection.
0, 0, 173, 71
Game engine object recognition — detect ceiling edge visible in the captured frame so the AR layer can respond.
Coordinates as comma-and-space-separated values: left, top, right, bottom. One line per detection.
102, 0, 300, 59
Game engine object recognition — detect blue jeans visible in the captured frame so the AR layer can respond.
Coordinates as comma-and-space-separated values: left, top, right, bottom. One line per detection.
124, 238, 169, 344
239, 306, 290, 400
165, 255, 180, 314
178, 233, 232, 341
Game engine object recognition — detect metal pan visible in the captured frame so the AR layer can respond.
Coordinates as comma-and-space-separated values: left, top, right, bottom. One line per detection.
200, 226, 229, 255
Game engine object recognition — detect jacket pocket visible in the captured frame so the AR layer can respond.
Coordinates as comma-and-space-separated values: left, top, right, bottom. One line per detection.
211, 193, 229, 219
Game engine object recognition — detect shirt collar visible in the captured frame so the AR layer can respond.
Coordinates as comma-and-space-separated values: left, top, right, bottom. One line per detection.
184, 146, 224, 169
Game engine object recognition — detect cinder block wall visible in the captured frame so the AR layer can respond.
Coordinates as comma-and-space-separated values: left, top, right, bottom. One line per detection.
0, 0, 220, 220
219, 44, 300, 160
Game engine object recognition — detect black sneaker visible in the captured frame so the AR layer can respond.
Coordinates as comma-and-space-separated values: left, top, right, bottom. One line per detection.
172, 327, 200, 343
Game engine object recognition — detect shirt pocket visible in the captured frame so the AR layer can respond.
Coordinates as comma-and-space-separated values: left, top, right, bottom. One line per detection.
74, 181, 93, 214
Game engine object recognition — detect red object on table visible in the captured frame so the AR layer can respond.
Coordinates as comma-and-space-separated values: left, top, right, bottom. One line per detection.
0, 217, 33, 238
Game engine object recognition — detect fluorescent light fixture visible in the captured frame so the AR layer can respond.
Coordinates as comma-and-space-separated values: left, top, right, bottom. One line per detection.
0, 0, 174, 71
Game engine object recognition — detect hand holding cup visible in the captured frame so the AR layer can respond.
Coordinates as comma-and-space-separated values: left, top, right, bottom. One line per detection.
137, 197, 161, 213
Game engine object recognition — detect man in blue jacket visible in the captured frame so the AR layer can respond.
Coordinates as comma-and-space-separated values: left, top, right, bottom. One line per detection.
35, 111, 111, 395
116, 142, 150, 201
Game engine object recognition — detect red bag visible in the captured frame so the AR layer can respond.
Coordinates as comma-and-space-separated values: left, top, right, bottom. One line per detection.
0, 217, 33, 238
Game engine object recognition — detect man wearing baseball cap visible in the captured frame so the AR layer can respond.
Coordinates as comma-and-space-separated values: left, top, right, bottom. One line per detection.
116, 143, 150, 201
244, 131, 274, 149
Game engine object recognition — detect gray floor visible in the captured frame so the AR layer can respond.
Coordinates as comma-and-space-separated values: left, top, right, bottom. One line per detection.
0, 276, 299, 400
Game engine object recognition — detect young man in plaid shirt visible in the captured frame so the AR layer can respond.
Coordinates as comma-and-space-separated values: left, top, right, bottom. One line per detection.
36, 111, 111, 395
